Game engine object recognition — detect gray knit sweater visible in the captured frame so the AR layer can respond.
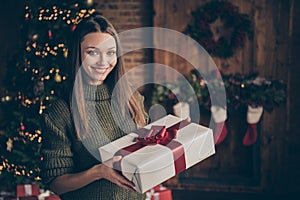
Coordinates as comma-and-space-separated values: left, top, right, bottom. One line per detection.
41, 83, 147, 200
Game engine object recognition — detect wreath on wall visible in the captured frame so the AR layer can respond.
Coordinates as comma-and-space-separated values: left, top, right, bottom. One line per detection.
184, 0, 253, 58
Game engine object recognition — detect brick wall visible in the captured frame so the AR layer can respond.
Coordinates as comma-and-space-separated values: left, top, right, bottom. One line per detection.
95, 0, 154, 94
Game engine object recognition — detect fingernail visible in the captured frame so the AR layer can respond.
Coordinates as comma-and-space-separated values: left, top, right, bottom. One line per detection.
114, 156, 122, 161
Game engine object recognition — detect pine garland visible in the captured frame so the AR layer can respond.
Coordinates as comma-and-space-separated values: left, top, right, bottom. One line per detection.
151, 70, 286, 113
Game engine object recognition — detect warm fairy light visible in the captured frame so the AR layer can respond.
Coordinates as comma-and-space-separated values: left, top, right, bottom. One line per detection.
25, 99, 32, 104
87, 0, 93, 6
5, 96, 12, 101
1, 3, 98, 183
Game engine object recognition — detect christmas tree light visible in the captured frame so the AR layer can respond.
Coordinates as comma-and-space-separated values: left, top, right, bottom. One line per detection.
0, 0, 97, 192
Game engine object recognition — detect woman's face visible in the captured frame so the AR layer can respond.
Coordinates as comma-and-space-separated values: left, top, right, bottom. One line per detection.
81, 32, 117, 85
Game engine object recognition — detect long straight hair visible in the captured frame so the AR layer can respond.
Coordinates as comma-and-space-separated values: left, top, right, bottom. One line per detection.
67, 13, 146, 139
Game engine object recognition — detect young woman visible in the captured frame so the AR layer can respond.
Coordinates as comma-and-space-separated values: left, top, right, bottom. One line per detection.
41, 13, 148, 200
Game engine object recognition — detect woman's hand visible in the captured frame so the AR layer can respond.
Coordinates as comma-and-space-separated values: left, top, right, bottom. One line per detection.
50, 156, 136, 195
93, 156, 136, 192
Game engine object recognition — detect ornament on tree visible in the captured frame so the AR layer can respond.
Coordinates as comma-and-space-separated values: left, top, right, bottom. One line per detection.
242, 105, 263, 146
32, 34, 38, 41
211, 105, 228, 145
54, 72, 62, 82
63, 50, 68, 58
6, 138, 13, 152
173, 102, 190, 121
71, 24, 77, 32
48, 30, 53, 40
19, 122, 25, 131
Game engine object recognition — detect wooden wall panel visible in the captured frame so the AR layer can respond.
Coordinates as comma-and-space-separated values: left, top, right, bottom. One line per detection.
153, 0, 297, 195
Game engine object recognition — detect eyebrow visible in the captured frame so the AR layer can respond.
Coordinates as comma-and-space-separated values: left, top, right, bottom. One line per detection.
85, 46, 116, 50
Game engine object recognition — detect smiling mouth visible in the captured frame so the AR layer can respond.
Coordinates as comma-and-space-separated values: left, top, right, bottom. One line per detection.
91, 67, 108, 74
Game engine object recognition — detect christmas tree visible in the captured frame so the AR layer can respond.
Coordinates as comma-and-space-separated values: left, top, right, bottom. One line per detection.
0, 0, 96, 192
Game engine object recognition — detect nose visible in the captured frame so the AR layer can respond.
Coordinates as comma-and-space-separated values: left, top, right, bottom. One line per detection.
96, 53, 107, 66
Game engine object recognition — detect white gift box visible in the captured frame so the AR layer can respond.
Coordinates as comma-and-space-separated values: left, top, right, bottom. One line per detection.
99, 114, 215, 193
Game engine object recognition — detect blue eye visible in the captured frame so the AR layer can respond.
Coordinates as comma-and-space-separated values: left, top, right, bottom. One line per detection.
107, 50, 116, 56
87, 50, 99, 56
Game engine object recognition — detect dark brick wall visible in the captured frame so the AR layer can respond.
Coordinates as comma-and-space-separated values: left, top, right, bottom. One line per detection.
96, 0, 154, 90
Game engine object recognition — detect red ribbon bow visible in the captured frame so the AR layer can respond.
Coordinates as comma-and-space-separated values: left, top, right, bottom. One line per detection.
114, 119, 190, 174
135, 125, 178, 145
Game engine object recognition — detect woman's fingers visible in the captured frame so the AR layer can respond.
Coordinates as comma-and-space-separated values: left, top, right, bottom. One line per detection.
113, 170, 135, 188
102, 156, 136, 191
103, 155, 122, 168
118, 182, 136, 192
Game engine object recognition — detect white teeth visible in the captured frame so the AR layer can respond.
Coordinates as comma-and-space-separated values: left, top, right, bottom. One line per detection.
92, 67, 106, 73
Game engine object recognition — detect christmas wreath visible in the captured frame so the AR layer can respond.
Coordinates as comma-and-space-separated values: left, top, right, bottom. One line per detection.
185, 0, 253, 58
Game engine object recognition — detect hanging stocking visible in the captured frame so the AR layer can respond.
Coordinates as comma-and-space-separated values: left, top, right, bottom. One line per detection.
242, 105, 263, 146
173, 102, 190, 121
211, 106, 228, 145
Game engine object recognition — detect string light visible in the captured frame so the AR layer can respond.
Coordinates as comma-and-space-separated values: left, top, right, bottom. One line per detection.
1, 3, 96, 187
24, 4, 95, 58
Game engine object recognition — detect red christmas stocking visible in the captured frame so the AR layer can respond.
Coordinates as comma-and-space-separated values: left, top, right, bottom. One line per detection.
211, 106, 227, 145
242, 105, 263, 146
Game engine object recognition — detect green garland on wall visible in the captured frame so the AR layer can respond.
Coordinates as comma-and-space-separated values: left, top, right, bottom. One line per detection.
184, 0, 253, 58
151, 70, 286, 113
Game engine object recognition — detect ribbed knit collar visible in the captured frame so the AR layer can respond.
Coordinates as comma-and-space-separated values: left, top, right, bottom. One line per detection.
83, 83, 111, 101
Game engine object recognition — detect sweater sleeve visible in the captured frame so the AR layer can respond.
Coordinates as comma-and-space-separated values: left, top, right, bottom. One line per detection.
40, 99, 74, 187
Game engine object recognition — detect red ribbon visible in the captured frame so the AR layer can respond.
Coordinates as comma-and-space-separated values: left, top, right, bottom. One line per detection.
114, 119, 190, 174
